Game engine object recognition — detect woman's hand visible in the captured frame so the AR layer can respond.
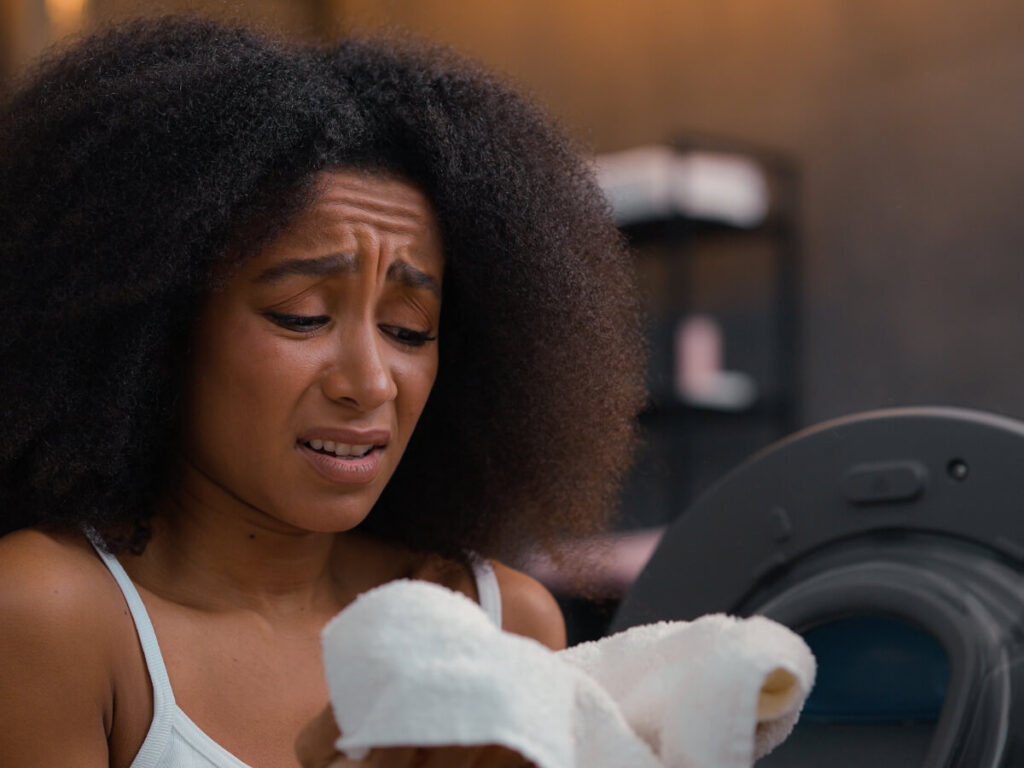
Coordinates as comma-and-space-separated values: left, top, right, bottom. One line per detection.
296, 705, 534, 768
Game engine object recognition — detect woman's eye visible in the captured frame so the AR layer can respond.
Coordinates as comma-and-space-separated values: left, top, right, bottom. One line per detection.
264, 312, 329, 332
381, 325, 437, 347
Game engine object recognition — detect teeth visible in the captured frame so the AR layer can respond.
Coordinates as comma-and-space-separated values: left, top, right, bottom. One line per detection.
304, 440, 375, 458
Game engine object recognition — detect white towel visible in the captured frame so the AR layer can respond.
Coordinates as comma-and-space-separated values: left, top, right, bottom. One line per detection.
322, 580, 815, 768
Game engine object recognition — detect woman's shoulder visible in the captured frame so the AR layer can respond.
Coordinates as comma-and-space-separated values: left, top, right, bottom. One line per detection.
0, 528, 138, 764
0, 527, 118, 612
490, 560, 567, 651
405, 544, 566, 651
0, 527, 130, 663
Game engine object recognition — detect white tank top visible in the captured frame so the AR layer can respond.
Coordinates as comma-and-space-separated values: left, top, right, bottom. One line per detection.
90, 542, 503, 768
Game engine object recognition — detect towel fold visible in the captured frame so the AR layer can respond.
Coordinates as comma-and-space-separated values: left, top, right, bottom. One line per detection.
322, 580, 815, 768
560, 614, 815, 767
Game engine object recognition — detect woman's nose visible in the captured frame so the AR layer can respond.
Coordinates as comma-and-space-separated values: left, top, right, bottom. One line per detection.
320, 326, 397, 411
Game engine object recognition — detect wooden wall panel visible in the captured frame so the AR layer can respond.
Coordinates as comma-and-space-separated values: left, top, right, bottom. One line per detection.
1, 0, 52, 80
87, 0, 319, 37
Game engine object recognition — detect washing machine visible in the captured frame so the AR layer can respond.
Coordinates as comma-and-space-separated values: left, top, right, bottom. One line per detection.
612, 407, 1024, 767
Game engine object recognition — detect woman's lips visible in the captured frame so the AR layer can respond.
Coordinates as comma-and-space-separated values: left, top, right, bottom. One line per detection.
298, 442, 384, 485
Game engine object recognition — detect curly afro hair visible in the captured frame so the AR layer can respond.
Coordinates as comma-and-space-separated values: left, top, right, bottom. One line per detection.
0, 17, 647, 560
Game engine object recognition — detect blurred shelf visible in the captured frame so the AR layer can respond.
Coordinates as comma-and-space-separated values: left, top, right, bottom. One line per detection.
620, 211, 796, 245
638, 392, 796, 424
553, 137, 804, 645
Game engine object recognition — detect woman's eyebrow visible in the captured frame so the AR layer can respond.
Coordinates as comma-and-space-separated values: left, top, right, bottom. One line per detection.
387, 261, 441, 298
252, 253, 357, 283
252, 252, 440, 296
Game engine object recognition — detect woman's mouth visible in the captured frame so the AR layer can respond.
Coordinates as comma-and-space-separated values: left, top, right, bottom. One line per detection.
297, 440, 385, 485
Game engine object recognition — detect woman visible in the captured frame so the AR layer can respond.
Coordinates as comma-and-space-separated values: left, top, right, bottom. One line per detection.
0, 17, 646, 768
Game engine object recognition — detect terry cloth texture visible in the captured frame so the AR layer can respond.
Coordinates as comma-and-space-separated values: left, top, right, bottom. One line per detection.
322, 579, 815, 768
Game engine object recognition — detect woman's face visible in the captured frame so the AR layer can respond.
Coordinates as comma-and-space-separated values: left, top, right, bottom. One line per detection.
178, 170, 444, 532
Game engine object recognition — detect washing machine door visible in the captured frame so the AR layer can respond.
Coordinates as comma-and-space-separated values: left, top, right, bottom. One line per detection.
611, 407, 1024, 767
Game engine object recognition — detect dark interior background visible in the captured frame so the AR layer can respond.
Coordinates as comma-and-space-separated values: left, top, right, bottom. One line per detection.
5, 0, 1024, 539
7, 0, 1024, 438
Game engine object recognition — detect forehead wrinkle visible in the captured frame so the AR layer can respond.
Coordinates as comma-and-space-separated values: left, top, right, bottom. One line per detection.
318, 199, 430, 236
317, 173, 432, 212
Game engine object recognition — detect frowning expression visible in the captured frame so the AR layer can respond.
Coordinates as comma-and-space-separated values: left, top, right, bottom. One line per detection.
179, 170, 443, 532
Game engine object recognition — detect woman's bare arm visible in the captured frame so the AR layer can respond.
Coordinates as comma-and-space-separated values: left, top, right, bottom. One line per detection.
0, 531, 116, 767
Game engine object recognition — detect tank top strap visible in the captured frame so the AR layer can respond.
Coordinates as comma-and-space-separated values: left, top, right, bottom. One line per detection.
87, 535, 176, 764
471, 557, 503, 629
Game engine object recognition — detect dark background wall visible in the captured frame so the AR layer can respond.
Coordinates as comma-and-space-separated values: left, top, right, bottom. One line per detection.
331, 0, 1024, 427
800, 3, 1024, 423
5, 0, 1024, 428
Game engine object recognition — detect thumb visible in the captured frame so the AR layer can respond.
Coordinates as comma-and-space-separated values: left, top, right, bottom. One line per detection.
296, 704, 347, 768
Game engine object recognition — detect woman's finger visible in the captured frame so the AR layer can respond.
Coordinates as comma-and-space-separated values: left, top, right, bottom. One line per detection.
295, 705, 343, 768
414, 745, 477, 768
365, 747, 423, 767
299, 733, 537, 768
403, 744, 534, 768
470, 745, 535, 768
